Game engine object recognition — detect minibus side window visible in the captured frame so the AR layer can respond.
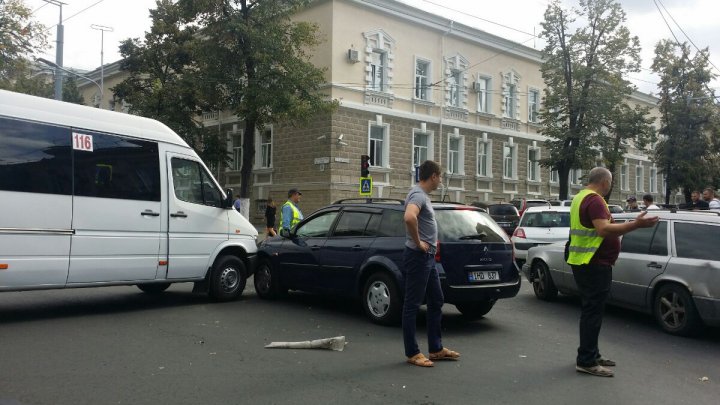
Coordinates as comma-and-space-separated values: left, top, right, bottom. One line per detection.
0, 117, 72, 195
171, 158, 222, 207
73, 131, 160, 201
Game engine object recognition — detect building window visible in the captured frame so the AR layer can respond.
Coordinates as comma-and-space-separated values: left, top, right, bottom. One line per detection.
371, 51, 386, 92
415, 59, 430, 101
528, 147, 540, 182
649, 166, 657, 193
231, 131, 243, 171
476, 138, 492, 177
412, 130, 432, 167
621, 163, 629, 190
570, 169, 582, 185
550, 170, 559, 183
528, 88, 540, 123
363, 29, 395, 94
476, 76, 491, 113
502, 70, 521, 119
503, 142, 516, 179
447, 134, 464, 174
369, 124, 387, 167
449, 70, 461, 107
636, 165, 644, 192
259, 128, 272, 168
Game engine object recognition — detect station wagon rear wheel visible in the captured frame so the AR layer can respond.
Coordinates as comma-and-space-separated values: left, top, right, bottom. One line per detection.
209, 256, 247, 302
653, 284, 703, 336
362, 272, 401, 326
531, 260, 558, 301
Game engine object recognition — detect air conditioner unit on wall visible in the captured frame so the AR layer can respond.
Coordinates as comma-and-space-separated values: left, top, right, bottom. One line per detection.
348, 49, 359, 63
472, 82, 482, 92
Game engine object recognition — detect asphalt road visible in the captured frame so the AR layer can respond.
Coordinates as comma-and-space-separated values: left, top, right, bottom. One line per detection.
0, 280, 718, 405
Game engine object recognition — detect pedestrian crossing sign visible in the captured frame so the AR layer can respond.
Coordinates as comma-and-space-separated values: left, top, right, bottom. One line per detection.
359, 177, 372, 196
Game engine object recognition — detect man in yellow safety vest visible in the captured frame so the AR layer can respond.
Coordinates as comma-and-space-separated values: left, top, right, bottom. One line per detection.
568, 167, 658, 377
280, 188, 304, 232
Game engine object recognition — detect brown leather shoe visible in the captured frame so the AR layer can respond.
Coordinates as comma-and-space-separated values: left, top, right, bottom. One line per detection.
576, 364, 614, 377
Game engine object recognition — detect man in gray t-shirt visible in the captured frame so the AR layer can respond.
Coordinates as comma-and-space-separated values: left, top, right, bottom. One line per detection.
402, 160, 460, 367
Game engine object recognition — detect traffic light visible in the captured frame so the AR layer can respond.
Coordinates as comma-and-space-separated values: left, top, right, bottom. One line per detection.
360, 154, 370, 177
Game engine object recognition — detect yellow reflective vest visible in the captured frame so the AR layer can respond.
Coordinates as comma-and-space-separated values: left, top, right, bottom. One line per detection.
280, 200, 302, 230
567, 189, 608, 265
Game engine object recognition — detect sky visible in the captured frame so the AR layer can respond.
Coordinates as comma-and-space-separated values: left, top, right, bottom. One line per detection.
27, 0, 720, 96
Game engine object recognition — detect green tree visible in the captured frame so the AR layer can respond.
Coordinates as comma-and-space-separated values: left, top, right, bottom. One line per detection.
0, 0, 48, 91
112, 0, 215, 161
178, 0, 338, 197
62, 76, 85, 105
651, 40, 719, 204
539, 0, 644, 199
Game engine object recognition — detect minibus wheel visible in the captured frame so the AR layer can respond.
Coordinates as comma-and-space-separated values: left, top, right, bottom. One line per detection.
209, 256, 247, 301
137, 283, 171, 294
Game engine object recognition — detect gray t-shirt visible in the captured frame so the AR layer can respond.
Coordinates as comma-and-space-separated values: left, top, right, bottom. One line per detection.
404, 185, 437, 251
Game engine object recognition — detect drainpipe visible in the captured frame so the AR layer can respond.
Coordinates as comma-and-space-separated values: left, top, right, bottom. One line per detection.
438, 20, 453, 169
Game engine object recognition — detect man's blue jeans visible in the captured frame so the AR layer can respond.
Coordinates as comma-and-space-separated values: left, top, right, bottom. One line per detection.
402, 247, 444, 358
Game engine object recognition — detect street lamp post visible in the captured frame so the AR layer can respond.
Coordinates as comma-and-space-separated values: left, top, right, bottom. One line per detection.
90, 24, 113, 108
36, 58, 103, 106
42, 0, 67, 101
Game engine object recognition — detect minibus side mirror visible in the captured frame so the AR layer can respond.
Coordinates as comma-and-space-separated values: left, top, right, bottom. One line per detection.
224, 188, 234, 209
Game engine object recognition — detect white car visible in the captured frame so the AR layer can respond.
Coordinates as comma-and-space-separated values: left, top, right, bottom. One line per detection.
511, 206, 570, 265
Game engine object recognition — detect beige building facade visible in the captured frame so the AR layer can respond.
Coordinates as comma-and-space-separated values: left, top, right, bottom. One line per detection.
74, 0, 676, 226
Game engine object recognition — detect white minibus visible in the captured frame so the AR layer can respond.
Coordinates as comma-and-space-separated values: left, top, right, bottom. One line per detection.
0, 90, 258, 301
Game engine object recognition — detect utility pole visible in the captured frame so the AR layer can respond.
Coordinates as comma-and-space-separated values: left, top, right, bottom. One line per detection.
43, 1, 66, 101
90, 24, 113, 108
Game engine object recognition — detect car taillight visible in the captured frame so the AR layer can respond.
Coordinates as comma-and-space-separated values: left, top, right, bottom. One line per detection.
434, 241, 441, 263
512, 227, 526, 239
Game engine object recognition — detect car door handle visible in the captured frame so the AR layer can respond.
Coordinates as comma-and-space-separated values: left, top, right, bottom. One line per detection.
351, 245, 362, 251
310, 245, 321, 251
647, 262, 663, 269
140, 210, 160, 217
171, 211, 188, 218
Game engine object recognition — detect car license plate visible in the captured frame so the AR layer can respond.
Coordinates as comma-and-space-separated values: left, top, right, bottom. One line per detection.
468, 270, 499, 282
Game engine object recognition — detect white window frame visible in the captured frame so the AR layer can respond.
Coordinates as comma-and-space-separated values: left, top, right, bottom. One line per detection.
649, 166, 657, 193
370, 50, 387, 92
446, 133, 465, 175
528, 87, 540, 123
449, 70, 462, 107
502, 70, 521, 120
255, 127, 273, 169
527, 146, 541, 182
570, 169, 582, 185
363, 30, 395, 94
621, 163, 629, 191
414, 57, 431, 101
368, 122, 390, 168
476, 138, 492, 177
476, 75, 492, 114
502, 142, 517, 180
412, 128, 434, 168
550, 170, 559, 184
636, 164, 645, 192
229, 129, 243, 171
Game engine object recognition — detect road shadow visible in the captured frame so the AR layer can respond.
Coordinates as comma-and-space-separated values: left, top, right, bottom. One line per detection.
0, 285, 247, 325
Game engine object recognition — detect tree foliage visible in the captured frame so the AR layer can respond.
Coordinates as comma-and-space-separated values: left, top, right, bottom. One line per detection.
539, 0, 651, 199
114, 0, 338, 197
651, 40, 719, 203
0, 0, 48, 91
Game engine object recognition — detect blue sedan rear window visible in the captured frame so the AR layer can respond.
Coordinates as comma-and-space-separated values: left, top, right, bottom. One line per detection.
436, 209, 507, 242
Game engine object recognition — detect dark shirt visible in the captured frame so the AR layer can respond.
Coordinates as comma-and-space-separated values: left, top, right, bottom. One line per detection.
689, 199, 709, 209
580, 193, 620, 266
265, 205, 276, 228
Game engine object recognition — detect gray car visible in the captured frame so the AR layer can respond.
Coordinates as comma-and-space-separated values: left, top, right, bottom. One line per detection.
521, 210, 720, 336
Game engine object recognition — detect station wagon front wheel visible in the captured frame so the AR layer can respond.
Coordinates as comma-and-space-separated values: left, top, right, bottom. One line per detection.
254, 259, 286, 299
362, 272, 401, 326
653, 284, 703, 336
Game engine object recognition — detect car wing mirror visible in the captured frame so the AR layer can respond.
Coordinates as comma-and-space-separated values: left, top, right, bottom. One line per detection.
224, 188, 234, 209
279, 228, 291, 238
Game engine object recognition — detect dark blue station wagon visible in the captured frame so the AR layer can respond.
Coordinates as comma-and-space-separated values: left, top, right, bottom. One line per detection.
254, 199, 521, 325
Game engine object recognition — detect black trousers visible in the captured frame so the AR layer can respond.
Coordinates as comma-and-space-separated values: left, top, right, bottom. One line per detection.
571, 263, 613, 367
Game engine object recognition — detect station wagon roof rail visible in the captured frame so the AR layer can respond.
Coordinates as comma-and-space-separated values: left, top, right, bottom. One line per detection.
333, 198, 404, 205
